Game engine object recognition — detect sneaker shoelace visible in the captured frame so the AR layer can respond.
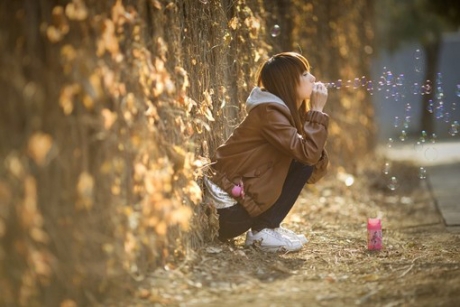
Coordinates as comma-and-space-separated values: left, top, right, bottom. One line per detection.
275, 227, 297, 237
275, 227, 307, 243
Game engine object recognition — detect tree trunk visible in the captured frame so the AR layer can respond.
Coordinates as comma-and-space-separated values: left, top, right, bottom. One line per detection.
421, 39, 441, 135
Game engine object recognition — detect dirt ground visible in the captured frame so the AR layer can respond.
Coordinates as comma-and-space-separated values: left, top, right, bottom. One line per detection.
111, 160, 460, 307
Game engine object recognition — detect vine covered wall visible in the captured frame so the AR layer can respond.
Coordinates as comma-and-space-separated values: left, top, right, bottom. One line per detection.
0, 0, 374, 305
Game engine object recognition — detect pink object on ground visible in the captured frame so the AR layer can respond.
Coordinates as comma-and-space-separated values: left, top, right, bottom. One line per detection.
367, 218, 382, 250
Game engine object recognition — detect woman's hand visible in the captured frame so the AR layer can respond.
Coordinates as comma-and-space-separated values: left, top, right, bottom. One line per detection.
310, 82, 328, 112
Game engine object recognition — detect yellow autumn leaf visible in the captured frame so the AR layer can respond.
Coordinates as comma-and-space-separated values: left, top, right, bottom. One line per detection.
183, 181, 202, 205
112, 0, 127, 26
30, 227, 50, 243
76, 171, 94, 210
101, 108, 117, 129
155, 221, 167, 236
59, 83, 81, 115
203, 107, 215, 121
77, 172, 94, 197
228, 17, 239, 30
65, 0, 88, 21
28, 132, 53, 166
169, 206, 192, 231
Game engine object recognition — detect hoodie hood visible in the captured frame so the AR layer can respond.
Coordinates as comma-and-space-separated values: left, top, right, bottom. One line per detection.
246, 87, 288, 112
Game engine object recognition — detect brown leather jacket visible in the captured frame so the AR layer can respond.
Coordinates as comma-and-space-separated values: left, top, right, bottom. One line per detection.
209, 87, 329, 217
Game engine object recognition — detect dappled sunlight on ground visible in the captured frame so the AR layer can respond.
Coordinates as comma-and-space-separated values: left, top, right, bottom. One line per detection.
106, 160, 460, 306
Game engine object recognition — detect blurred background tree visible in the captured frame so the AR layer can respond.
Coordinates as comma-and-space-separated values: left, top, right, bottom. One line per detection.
375, 0, 460, 135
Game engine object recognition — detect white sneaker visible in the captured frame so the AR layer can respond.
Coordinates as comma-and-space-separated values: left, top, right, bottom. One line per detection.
245, 228, 303, 252
275, 227, 308, 245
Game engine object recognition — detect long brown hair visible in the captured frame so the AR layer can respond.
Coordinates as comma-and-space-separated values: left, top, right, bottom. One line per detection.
256, 52, 310, 135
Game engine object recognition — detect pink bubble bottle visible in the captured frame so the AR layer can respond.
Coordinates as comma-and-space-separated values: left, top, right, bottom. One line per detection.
367, 218, 382, 250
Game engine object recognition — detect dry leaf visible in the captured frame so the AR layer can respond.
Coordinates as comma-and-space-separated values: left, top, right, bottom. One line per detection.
65, 0, 88, 21
59, 84, 81, 115
184, 181, 202, 205
101, 108, 117, 129
169, 206, 192, 231
46, 6, 69, 42
228, 17, 240, 30
28, 133, 53, 166
203, 107, 215, 121
76, 171, 94, 210
112, 0, 127, 26
206, 246, 222, 254
244, 16, 260, 39
97, 19, 119, 58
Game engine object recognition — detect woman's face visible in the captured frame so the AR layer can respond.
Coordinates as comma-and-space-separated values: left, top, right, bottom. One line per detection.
296, 71, 316, 108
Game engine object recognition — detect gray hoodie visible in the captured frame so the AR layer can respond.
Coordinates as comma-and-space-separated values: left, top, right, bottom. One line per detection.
246, 87, 288, 112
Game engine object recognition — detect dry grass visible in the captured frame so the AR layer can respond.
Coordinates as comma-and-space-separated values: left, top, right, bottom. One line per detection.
105, 159, 460, 306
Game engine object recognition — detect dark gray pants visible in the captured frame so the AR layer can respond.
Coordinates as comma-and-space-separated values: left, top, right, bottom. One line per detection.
217, 160, 314, 241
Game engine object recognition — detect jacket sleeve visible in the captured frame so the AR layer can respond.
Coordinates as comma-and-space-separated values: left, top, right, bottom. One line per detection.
260, 105, 329, 166
307, 148, 329, 183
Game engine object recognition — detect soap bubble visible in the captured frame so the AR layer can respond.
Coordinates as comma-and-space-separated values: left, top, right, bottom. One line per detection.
367, 80, 374, 95
413, 83, 420, 95
456, 84, 460, 98
414, 141, 424, 152
386, 71, 394, 85
387, 137, 394, 148
361, 76, 367, 87
383, 162, 391, 175
414, 49, 422, 73
353, 78, 360, 89
430, 133, 437, 144
420, 84, 426, 95
424, 80, 432, 95
427, 99, 434, 113
391, 85, 399, 100
444, 112, 451, 123
385, 88, 390, 100
399, 130, 407, 142
436, 72, 443, 85
435, 86, 444, 100
378, 76, 386, 91
387, 176, 399, 191
405, 103, 412, 113
336, 79, 342, 90
403, 120, 410, 130
435, 102, 444, 119
449, 121, 459, 136
419, 167, 427, 179
424, 147, 438, 161
419, 130, 427, 143
393, 116, 400, 128
396, 74, 405, 86
271, 25, 281, 37
404, 115, 411, 125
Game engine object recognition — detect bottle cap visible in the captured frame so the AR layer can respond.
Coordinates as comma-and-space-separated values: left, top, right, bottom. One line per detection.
367, 218, 381, 230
